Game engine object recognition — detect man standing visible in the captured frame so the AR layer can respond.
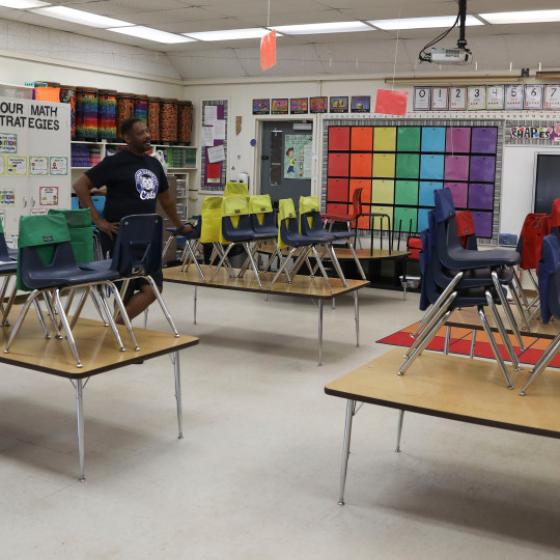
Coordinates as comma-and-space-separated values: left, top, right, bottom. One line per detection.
73, 117, 191, 321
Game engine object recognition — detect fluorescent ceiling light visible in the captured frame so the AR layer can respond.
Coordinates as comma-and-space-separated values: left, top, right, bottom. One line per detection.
370, 15, 483, 30
185, 28, 271, 41
110, 26, 194, 44
479, 9, 560, 25
0, 0, 49, 8
273, 21, 372, 35
32, 6, 131, 28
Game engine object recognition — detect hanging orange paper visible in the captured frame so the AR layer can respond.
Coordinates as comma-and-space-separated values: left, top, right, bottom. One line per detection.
260, 31, 277, 71
34, 87, 61, 103
375, 89, 408, 116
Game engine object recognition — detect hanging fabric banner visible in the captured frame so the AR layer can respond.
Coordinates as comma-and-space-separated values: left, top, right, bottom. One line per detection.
260, 31, 277, 71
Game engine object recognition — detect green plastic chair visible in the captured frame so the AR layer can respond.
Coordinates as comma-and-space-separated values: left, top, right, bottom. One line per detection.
48, 208, 94, 265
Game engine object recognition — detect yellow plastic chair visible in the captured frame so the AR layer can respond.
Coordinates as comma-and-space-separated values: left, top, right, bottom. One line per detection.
199, 196, 233, 270
224, 181, 249, 197
247, 194, 280, 273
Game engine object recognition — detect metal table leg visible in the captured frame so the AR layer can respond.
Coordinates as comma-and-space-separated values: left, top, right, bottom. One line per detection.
353, 290, 360, 348
75, 378, 86, 481
193, 286, 198, 325
338, 399, 356, 506
318, 299, 324, 366
173, 351, 184, 439
395, 410, 405, 452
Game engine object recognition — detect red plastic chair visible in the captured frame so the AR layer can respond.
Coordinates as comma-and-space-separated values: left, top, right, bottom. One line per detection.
518, 213, 550, 270
550, 198, 560, 229
322, 187, 365, 230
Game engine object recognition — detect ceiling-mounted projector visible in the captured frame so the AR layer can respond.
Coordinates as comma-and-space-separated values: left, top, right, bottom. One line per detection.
425, 47, 471, 65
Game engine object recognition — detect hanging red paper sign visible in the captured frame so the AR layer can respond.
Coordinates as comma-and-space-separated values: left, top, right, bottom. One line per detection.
260, 31, 277, 71
375, 89, 408, 116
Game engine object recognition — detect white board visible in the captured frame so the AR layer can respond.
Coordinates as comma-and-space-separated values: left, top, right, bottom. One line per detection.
0, 97, 70, 245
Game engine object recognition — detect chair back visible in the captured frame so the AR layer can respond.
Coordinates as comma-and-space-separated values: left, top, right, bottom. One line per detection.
112, 214, 163, 277
455, 210, 477, 250
17, 213, 73, 290
0, 219, 11, 261
199, 196, 223, 244
350, 187, 364, 221
298, 195, 323, 235
224, 181, 249, 197
278, 198, 299, 249
221, 195, 252, 242
91, 195, 106, 217
407, 236, 422, 262
518, 213, 550, 270
249, 195, 274, 228
538, 234, 560, 323
49, 208, 94, 264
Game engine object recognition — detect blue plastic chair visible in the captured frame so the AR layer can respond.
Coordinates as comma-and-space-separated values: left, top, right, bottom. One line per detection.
163, 217, 205, 279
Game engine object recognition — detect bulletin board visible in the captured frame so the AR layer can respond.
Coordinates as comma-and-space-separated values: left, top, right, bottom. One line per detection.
323, 119, 503, 240
201, 99, 227, 191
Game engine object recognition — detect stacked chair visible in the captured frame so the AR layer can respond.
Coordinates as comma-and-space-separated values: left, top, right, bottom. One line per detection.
0, 220, 18, 327
299, 195, 366, 282
4, 212, 134, 368
162, 217, 205, 280
518, 234, 560, 395
399, 189, 522, 388
322, 186, 365, 247
199, 196, 233, 271
247, 194, 278, 273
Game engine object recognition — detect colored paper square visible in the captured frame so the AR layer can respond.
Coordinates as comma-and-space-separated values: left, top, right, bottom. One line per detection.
445, 182, 468, 208
373, 127, 396, 151
468, 183, 494, 210
371, 206, 393, 229
472, 211, 493, 238
351, 127, 373, 151
326, 202, 348, 216
375, 89, 408, 116
260, 30, 277, 71
420, 154, 444, 180
394, 207, 418, 233
372, 180, 395, 204
327, 178, 349, 202
350, 179, 371, 205
397, 127, 421, 151
418, 208, 432, 231
444, 155, 470, 181
396, 153, 420, 179
446, 127, 471, 153
373, 153, 395, 177
350, 153, 372, 177
421, 127, 446, 152
470, 156, 496, 182
328, 153, 349, 176
471, 127, 498, 154
328, 127, 350, 150
419, 181, 443, 206
395, 181, 419, 205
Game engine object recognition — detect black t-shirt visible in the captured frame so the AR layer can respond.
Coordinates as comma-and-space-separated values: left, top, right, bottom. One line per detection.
86, 149, 169, 223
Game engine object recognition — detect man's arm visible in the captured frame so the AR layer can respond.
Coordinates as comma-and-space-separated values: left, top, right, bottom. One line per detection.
73, 174, 118, 238
158, 190, 192, 232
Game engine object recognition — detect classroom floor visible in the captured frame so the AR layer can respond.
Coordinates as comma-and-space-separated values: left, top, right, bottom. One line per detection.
1, 283, 560, 559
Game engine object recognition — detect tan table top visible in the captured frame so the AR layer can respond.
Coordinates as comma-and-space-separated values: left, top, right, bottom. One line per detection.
164, 264, 369, 299
325, 348, 560, 438
255, 242, 407, 261
0, 313, 198, 379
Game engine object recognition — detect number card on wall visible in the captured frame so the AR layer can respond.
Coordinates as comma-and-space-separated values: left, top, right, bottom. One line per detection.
431, 87, 449, 110
524, 85, 544, 110
468, 86, 486, 110
486, 85, 505, 110
413, 87, 431, 110
449, 87, 467, 110
505, 85, 524, 110
544, 85, 560, 110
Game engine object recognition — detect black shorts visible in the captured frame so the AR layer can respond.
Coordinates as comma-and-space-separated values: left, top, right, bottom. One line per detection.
97, 229, 163, 296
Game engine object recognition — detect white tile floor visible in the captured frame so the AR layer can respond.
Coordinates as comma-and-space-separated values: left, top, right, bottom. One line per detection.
1, 283, 560, 559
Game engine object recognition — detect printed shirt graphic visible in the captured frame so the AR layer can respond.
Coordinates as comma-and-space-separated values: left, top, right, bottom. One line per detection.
135, 169, 159, 200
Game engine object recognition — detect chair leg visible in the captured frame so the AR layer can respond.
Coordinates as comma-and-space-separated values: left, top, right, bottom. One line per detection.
53, 288, 83, 368
485, 290, 519, 370
213, 243, 235, 279
519, 332, 560, 396
90, 287, 110, 327
69, 287, 91, 330
242, 242, 263, 288
32, 297, 51, 339
144, 275, 180, 337
238, 242, 259, 279
186, 241, 205, 280
478, 306, 513, 389
4, 289, 40, 352
95, 286, 125, 352
347, 240, 366, 280
2, 278, 18, 328
491, 272, 525, 351
291, 247, 312, 277
327, 244, 348, 287
162, 235, 175, 262
311, 245, 330, 282
107, 281, 139, 351
43, 290, 63, 339
272, 247, 296, 285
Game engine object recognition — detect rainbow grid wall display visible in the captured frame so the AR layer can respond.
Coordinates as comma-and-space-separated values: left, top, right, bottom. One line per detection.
325, 124, 499, 238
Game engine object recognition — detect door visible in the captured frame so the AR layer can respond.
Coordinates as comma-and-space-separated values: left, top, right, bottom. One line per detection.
260, 120, 313, 202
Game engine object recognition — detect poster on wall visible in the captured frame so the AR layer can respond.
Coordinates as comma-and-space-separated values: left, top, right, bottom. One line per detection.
252, 99, 270, 115
271, 98, 289, 115
310, 97, 328, 113
202, 99, 227, 190
49, 156, 68, 175
351, 96, 370, 113
467, 86, 486, 110
30, 156, 48, 175
486, 85, 505, 110
39, 185, 58, 206
544, 85, 560, 110
413, 87, 431, 110
505, 85, 524, 110
6, 156, 27, 176
449, 87, 467, 110
330, 96, 349, 113
431, 87, 449, 110
284, 134, 312, 179
0, 133, 17, 153
524, 85, 544, 110
290, 98, 308, 114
